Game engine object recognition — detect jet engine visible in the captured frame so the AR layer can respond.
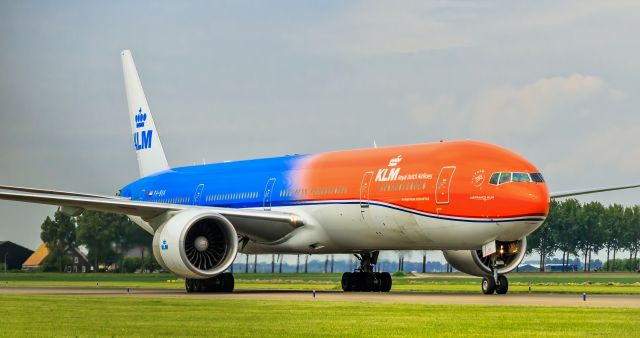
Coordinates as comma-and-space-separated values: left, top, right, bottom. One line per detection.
152, 209, 238, 279
442, 238, 526, 277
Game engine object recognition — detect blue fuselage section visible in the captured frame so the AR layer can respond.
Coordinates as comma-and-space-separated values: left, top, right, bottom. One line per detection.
119, 155, 306, 209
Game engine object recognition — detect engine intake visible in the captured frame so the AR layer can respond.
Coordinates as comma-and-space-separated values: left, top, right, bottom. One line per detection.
153, 210, 238, 279
442, 238, 526, 277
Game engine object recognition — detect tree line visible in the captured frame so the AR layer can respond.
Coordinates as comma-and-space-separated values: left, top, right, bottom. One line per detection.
41, 210, 153, 272
527, 199, 640, 272
40, 199, 640, 274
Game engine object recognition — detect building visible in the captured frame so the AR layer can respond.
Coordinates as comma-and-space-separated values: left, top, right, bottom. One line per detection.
0, 241, 34, 270
22, 243, 92, 273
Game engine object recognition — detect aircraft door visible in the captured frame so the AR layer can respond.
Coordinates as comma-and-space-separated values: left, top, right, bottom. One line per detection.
435, 166, 456, 205
360, 171, 374, 208
263, 178, 276, 210
193, 184, 205, 205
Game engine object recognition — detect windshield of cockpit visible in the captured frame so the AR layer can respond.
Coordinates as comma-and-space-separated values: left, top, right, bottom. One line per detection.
488, 172, 544, 185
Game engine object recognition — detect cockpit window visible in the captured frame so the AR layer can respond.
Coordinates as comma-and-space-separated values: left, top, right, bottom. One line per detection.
512, 173, 531, 182
498, 172, 511, 184
489, 172, 500, 185
489, 171, 543, 185
530, 172, 545, 183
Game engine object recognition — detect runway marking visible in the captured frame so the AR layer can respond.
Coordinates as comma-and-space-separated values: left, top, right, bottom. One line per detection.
1, 286, 639, 307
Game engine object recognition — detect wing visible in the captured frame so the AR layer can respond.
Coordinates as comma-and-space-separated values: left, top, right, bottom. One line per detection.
550, 184, 640, 199
0, 188, 304, 243
0, 184, 120, 199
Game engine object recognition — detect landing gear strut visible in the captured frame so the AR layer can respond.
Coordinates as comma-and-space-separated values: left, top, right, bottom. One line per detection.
185, 273, 234, 293
481, 256, 509, 295
341, 251, 392, 292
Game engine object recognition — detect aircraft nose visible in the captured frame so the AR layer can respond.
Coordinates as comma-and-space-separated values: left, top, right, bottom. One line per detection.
526, 185, 550, 216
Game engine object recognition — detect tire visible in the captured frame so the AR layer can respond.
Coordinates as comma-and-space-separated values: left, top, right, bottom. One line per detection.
222, 273, 235, 292
496, 275, 508, 294
482, 277, 496, 295
352, 272, 365, 292
185, 278, 194, 293
371, 273, 382, 292
341, 272, 352, 291
380, 272, 392, 292
192, 279, 203, 292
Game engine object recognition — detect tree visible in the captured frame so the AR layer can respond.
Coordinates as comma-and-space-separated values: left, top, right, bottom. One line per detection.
304, 255, 309, 273
528, 199, 559, 271
40, 210, 77, 272
77, 211, 117, 270
578, 201, 605, 271
603, 204, 625, 271
622, 206, 640, 270
77, 211, 151, 271
556, 199, 581, 271
629, 206, 640, 270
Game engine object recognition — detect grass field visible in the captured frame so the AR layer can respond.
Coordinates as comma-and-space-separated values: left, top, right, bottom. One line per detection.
2, 272, 639, 294
0, 294, 638, 337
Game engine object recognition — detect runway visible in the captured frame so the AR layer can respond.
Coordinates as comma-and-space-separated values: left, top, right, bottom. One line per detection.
1, 286, 639, 307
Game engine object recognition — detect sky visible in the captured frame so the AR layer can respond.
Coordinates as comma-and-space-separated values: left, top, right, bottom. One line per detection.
1, 1, 640, 264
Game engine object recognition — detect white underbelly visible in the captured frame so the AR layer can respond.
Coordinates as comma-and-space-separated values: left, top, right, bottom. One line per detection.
242, 202, 544, 254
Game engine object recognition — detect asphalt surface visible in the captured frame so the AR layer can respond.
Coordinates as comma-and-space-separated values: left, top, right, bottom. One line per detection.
1, 286, 639, 307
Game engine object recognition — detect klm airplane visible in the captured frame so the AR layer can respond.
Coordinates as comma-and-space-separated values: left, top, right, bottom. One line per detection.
1, 51, 638, 294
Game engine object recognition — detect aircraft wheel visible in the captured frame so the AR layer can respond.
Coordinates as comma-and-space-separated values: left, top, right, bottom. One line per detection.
496, 275, 508, 294
222, 273, 235, 292
341, 272, 353, 291
371, 273, 382, 292
481, 277, 496, 295
185, 278, 195, 293
380, 272, 392, 292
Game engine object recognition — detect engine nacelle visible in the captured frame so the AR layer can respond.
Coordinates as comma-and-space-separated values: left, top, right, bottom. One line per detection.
442, 238, 526, 277
152, 209, 238, 279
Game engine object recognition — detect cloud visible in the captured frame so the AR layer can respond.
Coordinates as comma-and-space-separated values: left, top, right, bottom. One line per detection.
468, 74, 604, 136
405, 74, 611, 139
544, 125, 640, 181
295, 2, 477, 56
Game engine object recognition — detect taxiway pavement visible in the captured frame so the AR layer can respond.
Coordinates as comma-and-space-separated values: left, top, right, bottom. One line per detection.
1, 286, 639, 307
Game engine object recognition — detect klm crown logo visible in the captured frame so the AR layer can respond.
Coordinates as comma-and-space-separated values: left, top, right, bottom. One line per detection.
161, 239, 168, 251
135, 107, 147, 128
133, 107, 153, 151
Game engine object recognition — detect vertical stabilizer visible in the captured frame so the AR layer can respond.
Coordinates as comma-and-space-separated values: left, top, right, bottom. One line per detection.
121, 50, 169, 177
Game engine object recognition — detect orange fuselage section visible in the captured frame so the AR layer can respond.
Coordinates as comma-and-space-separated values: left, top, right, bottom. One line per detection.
296, 140, 550, 220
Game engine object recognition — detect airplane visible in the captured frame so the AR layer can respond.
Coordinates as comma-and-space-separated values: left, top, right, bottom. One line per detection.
1, 50, 639, 294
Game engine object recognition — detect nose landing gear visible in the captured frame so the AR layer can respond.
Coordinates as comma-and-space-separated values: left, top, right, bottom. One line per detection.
341, 251, 392, 292
481, 274, 509, 295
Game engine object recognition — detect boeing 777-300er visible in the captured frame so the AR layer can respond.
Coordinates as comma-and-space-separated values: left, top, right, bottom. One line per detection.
1, 50, 639, 294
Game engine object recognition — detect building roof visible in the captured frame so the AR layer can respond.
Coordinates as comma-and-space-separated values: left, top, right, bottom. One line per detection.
22, 243, 49, 267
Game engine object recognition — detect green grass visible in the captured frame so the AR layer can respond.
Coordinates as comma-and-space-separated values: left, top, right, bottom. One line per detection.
0, 295, 638, 337
1, 272, 639, 294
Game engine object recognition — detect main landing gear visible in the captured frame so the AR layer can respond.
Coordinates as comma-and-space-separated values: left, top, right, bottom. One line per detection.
185, 273, 234, 293
341, 251, 392, 292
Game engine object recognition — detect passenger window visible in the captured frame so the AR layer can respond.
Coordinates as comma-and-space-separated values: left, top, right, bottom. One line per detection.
489, 173, 500, 185
498, 172, 511, 185
512, 173, 531, 182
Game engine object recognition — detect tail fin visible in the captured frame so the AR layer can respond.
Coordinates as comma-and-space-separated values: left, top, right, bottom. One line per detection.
121, 50, 169, 177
